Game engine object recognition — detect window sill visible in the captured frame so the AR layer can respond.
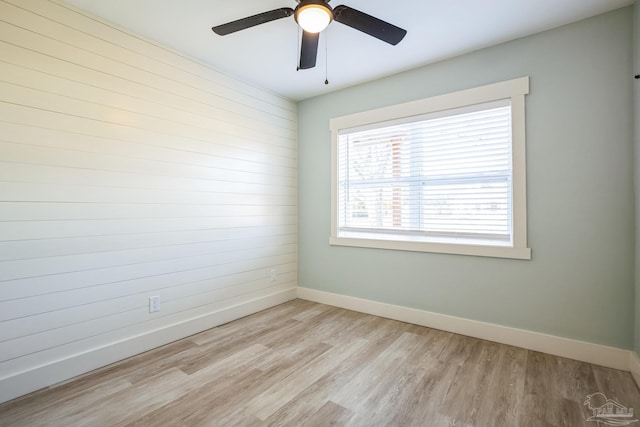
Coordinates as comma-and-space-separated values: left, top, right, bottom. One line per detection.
329, 235, 532, 260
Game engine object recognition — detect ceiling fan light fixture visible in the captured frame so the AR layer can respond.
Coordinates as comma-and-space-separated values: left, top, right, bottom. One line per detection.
295, 2, 333, 33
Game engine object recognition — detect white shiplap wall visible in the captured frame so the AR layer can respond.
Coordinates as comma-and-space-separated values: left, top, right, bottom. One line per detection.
0, 0, 297, 403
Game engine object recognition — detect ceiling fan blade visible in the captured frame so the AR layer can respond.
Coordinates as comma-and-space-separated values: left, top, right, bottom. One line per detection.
333, 5, 407, 45
212, 8, 294, 35
299, 31, 319, 70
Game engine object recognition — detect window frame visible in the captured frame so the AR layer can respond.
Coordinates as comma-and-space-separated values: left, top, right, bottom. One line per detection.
329, 77, 531, 260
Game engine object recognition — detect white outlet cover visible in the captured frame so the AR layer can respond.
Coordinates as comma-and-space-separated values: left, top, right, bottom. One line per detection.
149, 296, 160, 313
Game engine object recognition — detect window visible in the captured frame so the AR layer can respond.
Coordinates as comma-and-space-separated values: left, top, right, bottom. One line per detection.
330, 77, 531, 259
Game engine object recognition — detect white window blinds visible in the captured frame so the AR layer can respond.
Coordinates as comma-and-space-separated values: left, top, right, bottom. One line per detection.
337, 100, 513, 244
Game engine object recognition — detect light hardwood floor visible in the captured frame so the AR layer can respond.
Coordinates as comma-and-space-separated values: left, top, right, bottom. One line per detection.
1, 299, 639, 426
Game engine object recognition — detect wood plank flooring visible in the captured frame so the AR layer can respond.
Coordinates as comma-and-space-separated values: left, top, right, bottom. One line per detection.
1, 299, 639, 426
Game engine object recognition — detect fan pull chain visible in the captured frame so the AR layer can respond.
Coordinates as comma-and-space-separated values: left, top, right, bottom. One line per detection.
324, 30, 329, 85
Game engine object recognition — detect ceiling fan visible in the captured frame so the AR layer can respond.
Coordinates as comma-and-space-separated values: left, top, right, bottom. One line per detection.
212, 0, 407, 70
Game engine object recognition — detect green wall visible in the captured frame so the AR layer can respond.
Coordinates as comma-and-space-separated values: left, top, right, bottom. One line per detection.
298, 8, 635, 349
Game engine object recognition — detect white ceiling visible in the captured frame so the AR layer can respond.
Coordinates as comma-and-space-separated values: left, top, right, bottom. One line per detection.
63, 0, 634, 101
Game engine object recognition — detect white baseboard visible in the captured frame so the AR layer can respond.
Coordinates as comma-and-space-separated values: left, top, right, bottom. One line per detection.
297, 287, 630, 371
0, 288, 297, 405
630, 351, 640, 388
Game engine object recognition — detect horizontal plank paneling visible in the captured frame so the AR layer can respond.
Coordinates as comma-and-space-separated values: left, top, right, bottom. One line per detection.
0, 137, 296, 182
0, 58, 295, 141
1, 251, 297, 302
0, 283, 296, 376
0, 217, 296, 241
0, 268, 297, 342
0, 163, 274, 192
0, 82, 296, 160
0, 0, 297, 400
0, 121, 296, 177
0, 5, 295, 122
0, 182, 297, 206
0, 241, 297, 283
0, 225, 297, 260
20, 0, 296, 112
0, 202, 297, 221
0, 278, 298, 361
0, 102, 297, 167
0, 78, 295, 150
0, 161, 295, 196
0, 42, 295, 135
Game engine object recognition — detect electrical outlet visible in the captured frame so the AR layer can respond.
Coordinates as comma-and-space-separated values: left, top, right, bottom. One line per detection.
270, 268, 277, 282
149, 295, 160, 313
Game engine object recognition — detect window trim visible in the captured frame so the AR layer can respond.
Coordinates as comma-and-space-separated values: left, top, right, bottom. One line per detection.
329, 77, 531, 260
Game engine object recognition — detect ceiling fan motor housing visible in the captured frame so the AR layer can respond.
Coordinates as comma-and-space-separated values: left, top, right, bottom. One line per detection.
294, 0, 334, 33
